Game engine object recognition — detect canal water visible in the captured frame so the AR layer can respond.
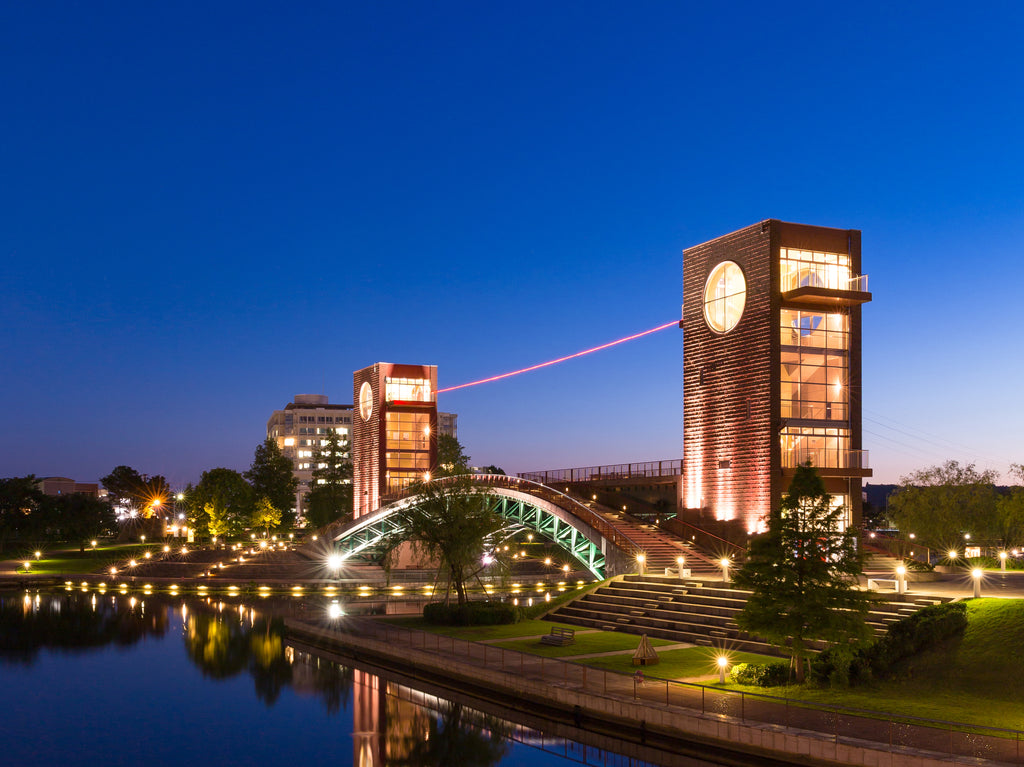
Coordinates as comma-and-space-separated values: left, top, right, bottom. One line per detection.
0, 591, 705, 767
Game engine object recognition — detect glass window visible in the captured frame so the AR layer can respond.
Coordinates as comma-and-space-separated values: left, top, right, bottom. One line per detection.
385, 377, 432, 402
779, 247, 852, 292
703, 261, 746, 333
385, 411, 430, 451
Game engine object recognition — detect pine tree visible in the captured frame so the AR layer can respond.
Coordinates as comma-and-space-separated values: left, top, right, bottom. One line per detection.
734, 463, 872, 682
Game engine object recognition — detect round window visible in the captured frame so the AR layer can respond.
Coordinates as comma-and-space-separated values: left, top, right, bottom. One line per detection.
359, 381, 374, 421
703, 261, 746, 333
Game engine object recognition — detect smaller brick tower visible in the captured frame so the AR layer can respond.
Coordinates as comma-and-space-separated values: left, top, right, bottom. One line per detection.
353, 362, 438, 518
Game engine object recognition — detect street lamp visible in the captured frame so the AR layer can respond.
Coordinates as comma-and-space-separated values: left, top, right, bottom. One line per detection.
720, 558, 731, 584
947, 549, 958, 561
896, 564, 907, 595
1000, 552, 1008, 572
676, 555, 686, 579
636, 553, 646, 575
972, 568, 983, 598
717, 656, 729, 684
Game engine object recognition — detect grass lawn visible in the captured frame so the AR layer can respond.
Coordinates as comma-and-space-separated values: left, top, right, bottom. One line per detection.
727, 599, 1024, 731
378, 616, 584, 641
9, 544, 161, 575
585, 646, 780, 680
491, 632, 678, 658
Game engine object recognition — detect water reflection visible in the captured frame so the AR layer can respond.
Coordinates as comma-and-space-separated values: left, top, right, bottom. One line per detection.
1, 592, 669, 767
0, 591, 168, 665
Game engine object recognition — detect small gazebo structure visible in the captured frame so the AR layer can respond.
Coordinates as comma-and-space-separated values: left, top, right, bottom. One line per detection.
632, 634, 660, 666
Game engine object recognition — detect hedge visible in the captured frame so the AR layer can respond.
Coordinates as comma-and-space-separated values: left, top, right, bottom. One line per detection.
422, 601, 522, 626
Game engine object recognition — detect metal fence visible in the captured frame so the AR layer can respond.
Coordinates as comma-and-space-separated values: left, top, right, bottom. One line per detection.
339, 618, 1024, 765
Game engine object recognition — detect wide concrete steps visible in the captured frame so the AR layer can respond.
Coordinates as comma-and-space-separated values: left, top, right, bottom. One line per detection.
545, 575, 954, 658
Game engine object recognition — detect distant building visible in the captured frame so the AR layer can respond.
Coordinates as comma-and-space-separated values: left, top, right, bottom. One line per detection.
267, 395, 354, 519
267, 391, 457, 520
36, 477, 101, 497
682, 220, 871, 538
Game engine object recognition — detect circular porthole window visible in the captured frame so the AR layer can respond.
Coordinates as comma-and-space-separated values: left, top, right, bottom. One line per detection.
359, 381, 374, 421
703, 261, 746, 333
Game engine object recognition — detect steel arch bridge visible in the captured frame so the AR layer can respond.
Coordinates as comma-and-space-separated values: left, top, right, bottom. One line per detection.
329, 475, 642, 580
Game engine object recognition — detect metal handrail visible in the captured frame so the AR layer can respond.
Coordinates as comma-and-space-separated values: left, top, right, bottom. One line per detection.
518, 459, 682, 485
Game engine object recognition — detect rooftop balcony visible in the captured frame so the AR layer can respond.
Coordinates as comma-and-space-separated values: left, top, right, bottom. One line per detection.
781, 268, 871, 307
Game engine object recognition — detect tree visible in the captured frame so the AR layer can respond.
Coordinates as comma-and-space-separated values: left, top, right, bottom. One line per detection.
996, 463, 1024, 547
0, 476, 45, 552
304, 431, 352, 529
734, 464, 872, 683
436, 433, 470, 477
888, 461, 999, 547
188, 468, 254, 538
398, 475, 510, 606
100, 465, 170, 517
42, 493, 116, 550
245, 439, 298, 531
251, 496, 282, 537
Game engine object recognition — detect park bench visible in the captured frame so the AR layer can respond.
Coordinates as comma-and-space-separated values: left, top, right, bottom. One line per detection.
540, 626, 576, 646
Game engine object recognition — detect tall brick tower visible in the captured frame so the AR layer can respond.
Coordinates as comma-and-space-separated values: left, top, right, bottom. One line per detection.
681, 220, 871, 538
352, 362, 438, 518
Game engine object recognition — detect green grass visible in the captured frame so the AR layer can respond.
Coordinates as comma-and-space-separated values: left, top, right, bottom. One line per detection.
585, 646, 779, 680
378, 616, 583, 641
491, 632, 677, 658
7, 544, 160, 575
727, 599, 1024, 731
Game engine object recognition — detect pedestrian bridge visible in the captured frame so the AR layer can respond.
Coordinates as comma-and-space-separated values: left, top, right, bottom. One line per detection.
329, 475, 644, 579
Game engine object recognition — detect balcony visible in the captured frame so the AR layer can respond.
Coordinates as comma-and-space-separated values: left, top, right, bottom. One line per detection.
781, 270, 871, 308
781, 448, 872, 477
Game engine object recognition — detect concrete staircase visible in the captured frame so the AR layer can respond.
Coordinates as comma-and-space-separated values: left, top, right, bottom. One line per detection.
545, 574, 954, 657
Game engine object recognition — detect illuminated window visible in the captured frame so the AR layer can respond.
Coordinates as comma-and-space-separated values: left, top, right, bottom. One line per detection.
385, 412, 430, 451
780, 310, 849, 421
779, 248, 857, 292
703, 261, 746, 333
780, 427, 855, 470
385, 377, 432, 402
386, 471, 423, 492
283, 438, 295, 446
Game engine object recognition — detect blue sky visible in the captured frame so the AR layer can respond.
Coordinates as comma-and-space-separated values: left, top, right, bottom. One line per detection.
2, 1, 1022, 487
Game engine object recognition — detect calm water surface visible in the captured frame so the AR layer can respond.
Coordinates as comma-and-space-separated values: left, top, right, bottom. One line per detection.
0, 591, 679, 767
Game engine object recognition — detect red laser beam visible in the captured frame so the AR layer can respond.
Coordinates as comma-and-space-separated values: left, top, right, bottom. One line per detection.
436, 319, 679, 394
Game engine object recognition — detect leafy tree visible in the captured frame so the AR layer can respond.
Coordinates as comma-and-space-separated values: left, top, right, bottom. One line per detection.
304, 431, 352, 529
251, 496, 282, 537
734, 463, 872, 683
188, 468, 254, 538
100, 465, 170, 517
0, 476, 45, 552
396, 475, 510, 606
436, 433, 470, 477
477, 465, 505, 476
245, 439, 298, 530
888, 461, 999, 547
997, 463, 1024, 547
41, 493, 116, 550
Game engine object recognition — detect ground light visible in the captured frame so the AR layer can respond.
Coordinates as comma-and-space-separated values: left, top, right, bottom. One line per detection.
896, 564, 907, 594
22, 561, 30, 572
1000, 552, 1008, 572
947, 549, 958, 561
972, 568, 983, 598
676, 556, 685, 578
717, 656, 729, 683
636, 554, 646, 575
34, 551, 41, 559
720, 558, 731, 584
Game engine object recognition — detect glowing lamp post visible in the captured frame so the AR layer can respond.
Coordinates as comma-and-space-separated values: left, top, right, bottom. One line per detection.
717, 656, 729, 684
22, 561, 31, 572
636, 553, 646, 576
327, 554, 342, 579
34, 551, 41, 560
677, 555, 686, 579
947, 550, 958, 563
896, 564, 907, 595
1000, 552, 1007, 572
720, 558, 731, 584
972, 568, 983, 598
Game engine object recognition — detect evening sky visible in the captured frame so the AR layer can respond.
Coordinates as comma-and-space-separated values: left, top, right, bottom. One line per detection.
2, 2, 1022, 487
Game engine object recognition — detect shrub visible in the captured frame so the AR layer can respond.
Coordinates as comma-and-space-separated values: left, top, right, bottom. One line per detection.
730, 661, 791, 687
903, 557, 934, 572
422, 601, 521, 626
811, 602, 967, 686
